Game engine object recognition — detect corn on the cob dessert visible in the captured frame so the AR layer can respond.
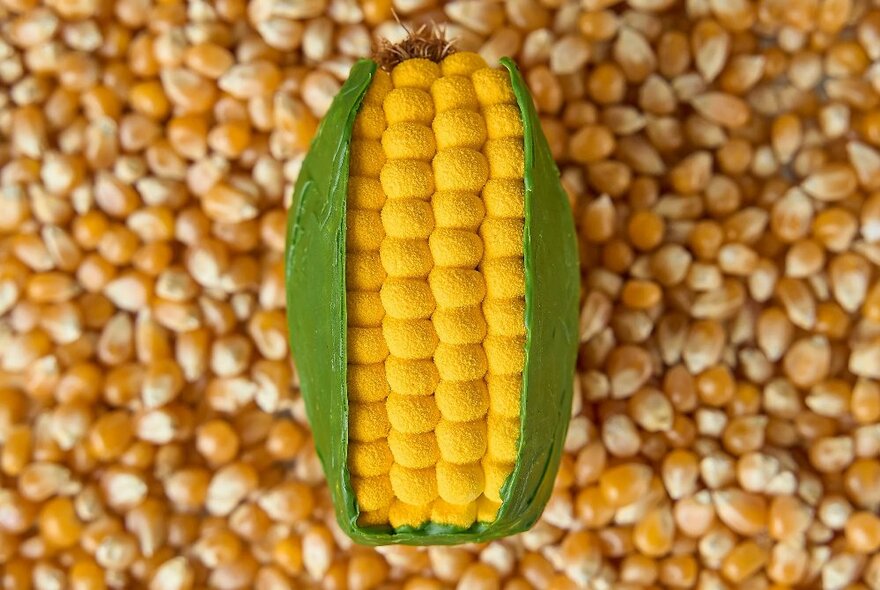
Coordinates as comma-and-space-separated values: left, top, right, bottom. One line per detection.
287, 32, 578, 545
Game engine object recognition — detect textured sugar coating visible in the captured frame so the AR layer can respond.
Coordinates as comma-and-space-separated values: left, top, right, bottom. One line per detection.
347, 53, 525, 530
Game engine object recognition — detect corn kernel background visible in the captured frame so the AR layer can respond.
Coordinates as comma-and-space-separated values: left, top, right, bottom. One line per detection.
2, 0, 880, 588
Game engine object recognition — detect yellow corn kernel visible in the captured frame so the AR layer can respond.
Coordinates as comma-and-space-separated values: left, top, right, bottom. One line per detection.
483, 258, 525, 299
433, 306, 487, 345
380, 239, 434, 278
431, 500, 477, 528
434, 343, 488, 381
431, 76, 479, 113
350, 140, 386, 177
482, 179, 525, 218
382, 317, 438, 359
433, 148, 489, 192
487, 374, 522, 418
382, 122, 436, 160
363, 69, 392, 105
380, 160, 435, 200
380, 279, 435, 320
354, 105, 386, 139
484, 104, 524, 139
392, 58, 440, 90
388, 430, 440, 469
484, 335, 525, 375
359, 505, 391, 527
472, 68, 516, 106
436, 419, 488, 464
429, 268, 486, 308
346, 252, 386, 291
435, 380, 489, 421
349, 401, 391, 442
347, 209, 385, 252
389, 463, 438, 505
347, 364, 390, 403
477, 496, 502, 522
386, 393, 440, 433
429, 229, 484, 268
487, 415, 520, 463
437, 460, 484, 504
347, 327, 389, 364
352, 474, 394, 511
348, 439, 394, 477
480, 219, 524, 259
433, 192, 486, 230
483, 298, 526, 337
441, 52, 488, 77
483, 459, 515, 502
381, 200, 435, 239
348, 177, 386, 210
385, 358, 439, 396
383, 88, 435, 125
484, 138, 525, 180
347, 291, 385, 327
389, 500, 431, 529
433, 109, 488, 150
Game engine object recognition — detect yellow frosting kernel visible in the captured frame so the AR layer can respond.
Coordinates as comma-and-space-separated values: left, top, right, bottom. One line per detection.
477, 496, 502, 522
483, 104, 524, 139
380, 238, 434, 278
482, 179, 525, 218
348, 401, 391, 442
381, 200, 435, 239
383, 88, 435, 126
432, 109, 488, 151
350, 140, 386, 177
386, 392, 441, 433
434, 343, 488, 382
347, 363, 390, 403
385, 357, 439, 396
354, 105, 386, 140
471, 68, 516, 106
358, 505, 390, 527
433, 306, 487, 345
482, 258, 525, 299
391, 58, 441, 90
484, 138, 525, 180
347, 251, 386, 291
432, 192, 486, 230
347, 327, 389, 364
487, 373, 522, 418
483, 458, 515, 502
441, 52, 488, 77
485, 335, 526, 375
363, 69, 392, 105
437, 460, 484, 504
389, 463, 439, 505
429, 229, 484, 269
487, 414, 520, 463
352, 474, 394, 511
433, 148, 489, 192
388, 430, 440, 469
436, 419, 488, 464
483, 298, 526, 337
480, 218, 523, 259
429, 268, 486, 308
380, 279, 435, 320
435, 380, 489, 422
382, 122, 436, 161
431, 75, 479, 113
431, 500, 477, 529
346, 209, 385, 252
346, 291, 384, 327
348, 176, 386, 210
388, 500, 431, 529
348, 439, 393, 477
380, 159, 434, 200
382, 317, 438, 360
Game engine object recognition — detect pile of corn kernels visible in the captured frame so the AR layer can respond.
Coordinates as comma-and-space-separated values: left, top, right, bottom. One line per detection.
1, 0, 880, 588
